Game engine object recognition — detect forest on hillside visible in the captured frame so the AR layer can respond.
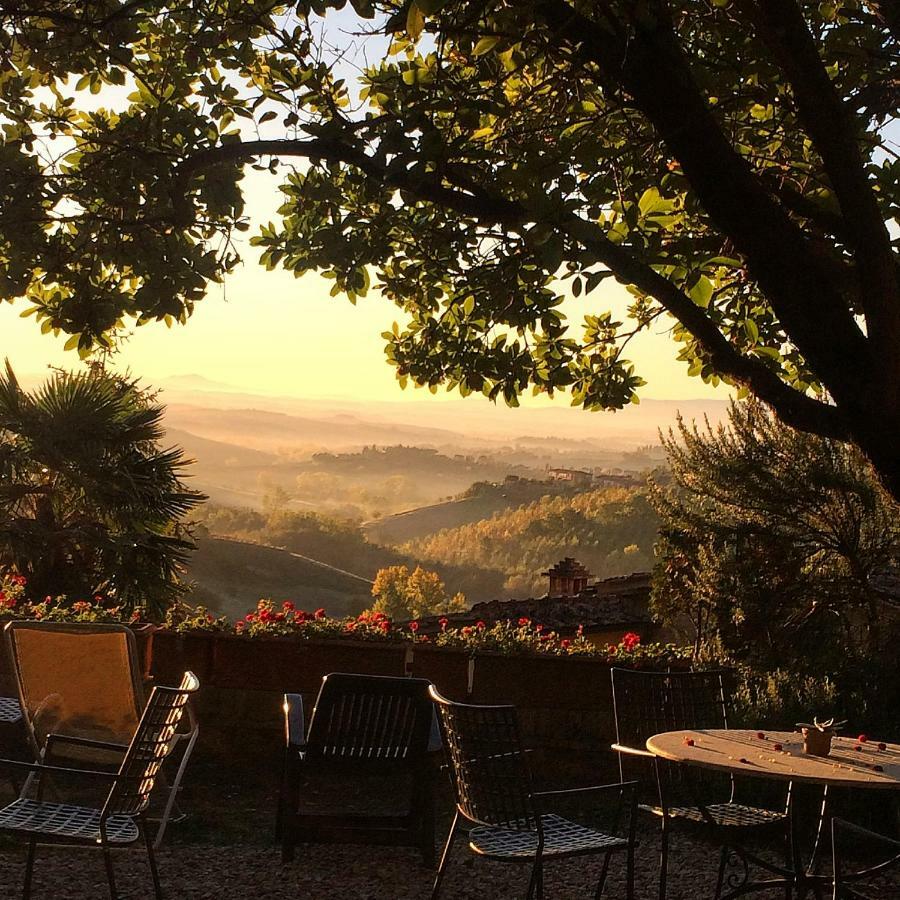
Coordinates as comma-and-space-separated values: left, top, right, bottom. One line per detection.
403, 487, 659, 597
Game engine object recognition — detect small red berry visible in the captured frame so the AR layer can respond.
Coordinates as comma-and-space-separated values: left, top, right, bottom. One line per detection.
858, 734, 868, 744
756, 732, 766, 740
683, 737, 694, 747
773, 743, 783, 752
874, 765, 884, 772
739, 758, 749, 764
878, 742, 887, 751
854, 745, 862, 752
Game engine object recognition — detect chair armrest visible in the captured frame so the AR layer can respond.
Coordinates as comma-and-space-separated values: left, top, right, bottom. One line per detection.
534, 780, 639, 800
283, 693, 306, 749
832, 817, 900, 849
611, 743, 656, 758
0, 756, 117, 782
45, 733, 129, 757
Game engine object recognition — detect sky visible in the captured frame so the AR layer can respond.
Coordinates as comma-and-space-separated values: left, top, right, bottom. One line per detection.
0, 166, 723, 406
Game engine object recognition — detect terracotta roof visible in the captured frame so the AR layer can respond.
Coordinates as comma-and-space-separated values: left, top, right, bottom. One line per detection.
413, 571, 652, 636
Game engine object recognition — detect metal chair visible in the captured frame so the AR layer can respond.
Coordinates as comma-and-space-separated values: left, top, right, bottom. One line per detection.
832, 817, 900, 899
0, 671, 199, 900
610, 668, 790, 900
430, 686, 637, 900
4, 620, 199, 846
279, 672, 437, 865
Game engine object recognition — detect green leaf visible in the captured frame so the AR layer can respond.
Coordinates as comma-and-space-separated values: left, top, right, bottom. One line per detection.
473, 36, 500, 56
407, 3, 425, 40
689, 276, 713, 308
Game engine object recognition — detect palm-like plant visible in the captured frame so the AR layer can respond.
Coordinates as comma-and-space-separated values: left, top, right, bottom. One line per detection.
0, 362, 205, 619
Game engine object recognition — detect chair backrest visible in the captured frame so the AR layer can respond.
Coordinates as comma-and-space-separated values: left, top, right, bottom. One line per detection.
304, 673, 433, 766
4, 621, 144, 755
611, 668, 732, 750
430, 686, 537, 831
103, 671, 199, 820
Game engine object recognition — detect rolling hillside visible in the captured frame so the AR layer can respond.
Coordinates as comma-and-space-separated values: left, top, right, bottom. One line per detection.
184, 536, 375, 620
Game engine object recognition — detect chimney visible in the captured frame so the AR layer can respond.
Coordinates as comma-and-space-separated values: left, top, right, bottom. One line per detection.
543, 557, 591, 597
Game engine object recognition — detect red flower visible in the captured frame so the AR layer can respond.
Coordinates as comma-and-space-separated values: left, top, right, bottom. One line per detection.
475, 620, 486, 630
560, 639, 571, 649
409, 621, 419, 632
517, 617, 530, 627
235, 620, 245, 632
245, 613, 256, 622
314, 607, 326, 620
379, 619, 390, 633
438, 617, 449, 630
576, 624, 584, 637
282, 600, 295, 611
535, 623, 543, 632
622, 632, 641, 651
461, 626, 473, 636
274, 612, 285, 622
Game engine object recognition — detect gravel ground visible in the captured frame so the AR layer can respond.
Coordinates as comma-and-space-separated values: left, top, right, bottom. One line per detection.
0, 824, 798, 899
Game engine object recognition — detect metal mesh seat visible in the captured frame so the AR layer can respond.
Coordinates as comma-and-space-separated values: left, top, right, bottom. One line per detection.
0, 671, 198, 900
0, 798, 138, 843
430, 687, 637, 900
471, 813, 629, 859
610, 668, 789, 900
652, 802, 786, 827
0, 695, 22, 723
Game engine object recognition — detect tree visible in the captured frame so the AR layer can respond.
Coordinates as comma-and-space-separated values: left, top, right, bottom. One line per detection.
3, 2, 900, 497
0, 363, 205, 617
650, 399, 900, 722
370, 564, 466, 619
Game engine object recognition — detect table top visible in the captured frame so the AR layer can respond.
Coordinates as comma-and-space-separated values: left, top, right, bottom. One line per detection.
647, 729, 900, 789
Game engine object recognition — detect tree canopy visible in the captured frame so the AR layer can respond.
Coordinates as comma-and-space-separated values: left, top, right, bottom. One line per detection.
2, 1, 900, 494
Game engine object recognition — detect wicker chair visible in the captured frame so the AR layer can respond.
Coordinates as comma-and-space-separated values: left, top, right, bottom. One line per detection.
430, 686, 637, 900
0, 671, 199, 900
279, 672, 438, 865
4, 620, 199, 846
832, 817, 900, 899
610, 668, 790, 900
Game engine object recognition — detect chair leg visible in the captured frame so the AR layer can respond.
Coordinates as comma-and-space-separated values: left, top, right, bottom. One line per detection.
714, 845, 728, 900
431, 810, 459, 900
659, 815, 670, 900
154, 726, 198, 849
102, 845, 118, 900
627, 840, 635, 900
144, 822, 164, 900
22, 837, 37, 900
594, 851, 612, 900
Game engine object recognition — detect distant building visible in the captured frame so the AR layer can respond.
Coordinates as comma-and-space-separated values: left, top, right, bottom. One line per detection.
547, 467, 593, 487
413, 561, 665, 646
543, 557, 591, 597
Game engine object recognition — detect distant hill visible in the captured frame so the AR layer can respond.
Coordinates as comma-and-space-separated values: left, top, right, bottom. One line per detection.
184, 535, 375, 620
363, 478, 589, 546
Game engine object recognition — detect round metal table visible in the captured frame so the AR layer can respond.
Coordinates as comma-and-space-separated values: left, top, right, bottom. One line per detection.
646, 729, 900, 898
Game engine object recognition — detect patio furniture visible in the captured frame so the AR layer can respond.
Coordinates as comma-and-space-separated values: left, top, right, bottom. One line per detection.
4, 620, 198, 846
0, 670, 199, 900
611, 668, 789, 900
430, 686, 637, 900
279, 672, 437, 865
647, 728, 900, 898
832, 817, 900, 899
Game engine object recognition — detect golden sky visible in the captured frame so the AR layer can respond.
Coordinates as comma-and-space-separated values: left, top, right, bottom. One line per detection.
0, 169, 723, 404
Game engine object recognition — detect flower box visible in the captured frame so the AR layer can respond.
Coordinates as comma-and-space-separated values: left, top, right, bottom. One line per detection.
410, 645, 472, 700
469, 653, 615, 711
149, 629, 216, 685
208, 635, 410, 692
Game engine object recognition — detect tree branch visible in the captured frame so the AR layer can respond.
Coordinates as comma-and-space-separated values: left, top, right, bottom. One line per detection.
741, 0, 900, 370
174, 135, 850, 441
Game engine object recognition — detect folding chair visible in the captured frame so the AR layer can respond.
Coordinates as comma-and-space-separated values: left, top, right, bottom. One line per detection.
4, 620, 198, 846
0, 671, 199, 899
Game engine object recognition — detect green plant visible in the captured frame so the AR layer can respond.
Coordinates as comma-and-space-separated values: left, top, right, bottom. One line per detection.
0, 364, 205, 618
